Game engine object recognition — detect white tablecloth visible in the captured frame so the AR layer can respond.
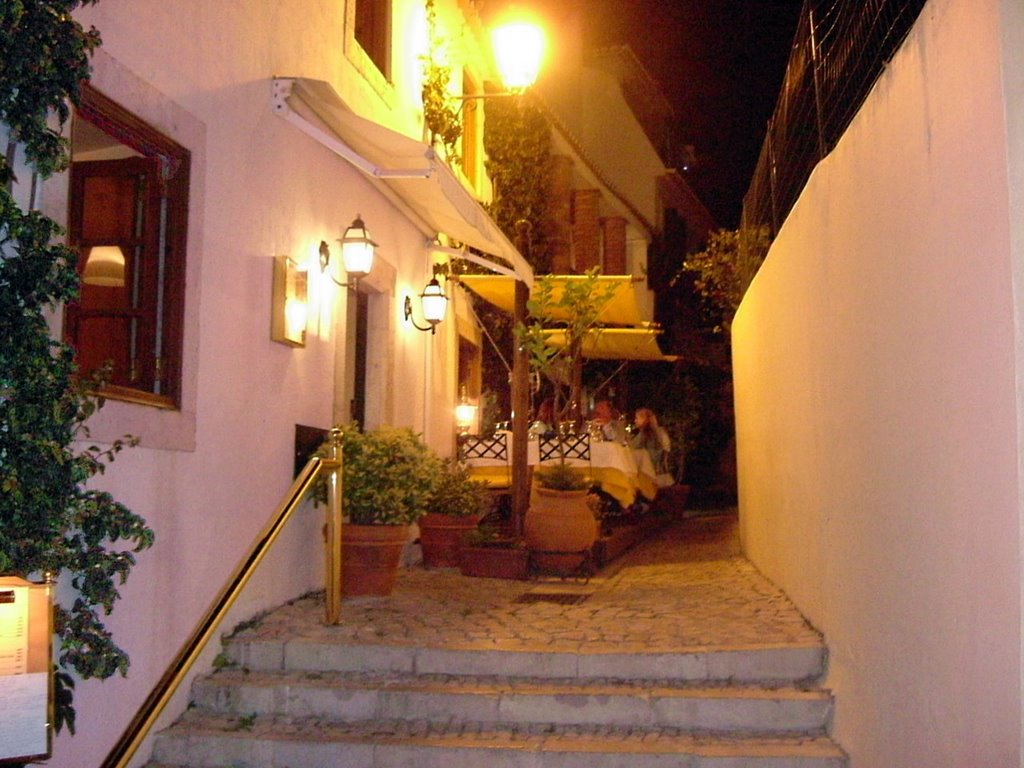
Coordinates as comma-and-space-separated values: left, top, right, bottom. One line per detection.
527, 439, 656, 507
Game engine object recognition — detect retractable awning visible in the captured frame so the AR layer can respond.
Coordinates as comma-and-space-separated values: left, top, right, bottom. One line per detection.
542, 328, 678, 362
272, 77, 533, 283
458, 273, 650, 326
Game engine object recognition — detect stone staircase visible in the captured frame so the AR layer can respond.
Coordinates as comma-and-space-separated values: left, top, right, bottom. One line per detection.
148, 630, 847, 767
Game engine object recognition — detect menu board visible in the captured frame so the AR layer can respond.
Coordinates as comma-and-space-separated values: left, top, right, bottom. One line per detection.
0, 578, 51, 763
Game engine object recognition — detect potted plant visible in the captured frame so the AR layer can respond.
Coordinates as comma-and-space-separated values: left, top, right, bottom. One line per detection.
526, 463, 599, 574
459, 526, 529, 580
516, 269, 617, 572
333, 426, 441, 596
419, 458, 490, 568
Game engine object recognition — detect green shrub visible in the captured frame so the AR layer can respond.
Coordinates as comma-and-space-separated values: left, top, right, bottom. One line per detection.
339, 426, 442, 525
426, 459, 490, 518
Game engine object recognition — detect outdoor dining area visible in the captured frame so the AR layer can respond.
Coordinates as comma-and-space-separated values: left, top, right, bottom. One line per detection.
450, 401, 684, 581
437, 268, 689, 579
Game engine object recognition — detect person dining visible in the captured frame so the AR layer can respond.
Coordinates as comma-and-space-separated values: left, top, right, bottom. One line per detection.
630, 407, 672, 485
529, 398, 556, 439
591, 400, 626, 442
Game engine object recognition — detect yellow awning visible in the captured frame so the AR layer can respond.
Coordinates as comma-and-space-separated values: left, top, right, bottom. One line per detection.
542, 328, 677, 361
458, 273, 649, 326
272, 77, 533, 283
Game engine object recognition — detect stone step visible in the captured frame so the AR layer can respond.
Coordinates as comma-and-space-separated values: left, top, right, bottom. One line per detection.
151, 712, 848, 768
191, 669, 833, 734
224, 638, 827, 685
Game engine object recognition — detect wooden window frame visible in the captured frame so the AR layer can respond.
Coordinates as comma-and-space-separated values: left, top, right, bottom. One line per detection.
65, 85, 191, 410
354, 0, 392, 80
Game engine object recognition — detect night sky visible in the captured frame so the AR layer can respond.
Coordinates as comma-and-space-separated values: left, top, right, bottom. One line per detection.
587, 0, 806, 227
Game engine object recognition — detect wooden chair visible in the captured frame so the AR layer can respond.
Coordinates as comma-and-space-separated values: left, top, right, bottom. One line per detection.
457, 432, 512, 529
537, 433, 591, 467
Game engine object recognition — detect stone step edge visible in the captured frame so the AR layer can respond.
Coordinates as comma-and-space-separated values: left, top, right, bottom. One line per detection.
224, 640, 827, 683
156, 713, 848, 758
196, 668, 833, 700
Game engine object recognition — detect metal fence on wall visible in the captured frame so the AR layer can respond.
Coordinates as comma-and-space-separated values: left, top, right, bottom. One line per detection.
739, 0, 929, 283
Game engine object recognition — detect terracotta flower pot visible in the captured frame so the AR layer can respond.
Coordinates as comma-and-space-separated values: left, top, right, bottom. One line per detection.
524, 486, 598, 573
341, 523, 410, 596
419, 513, 483, 568
459, 545, 529, 580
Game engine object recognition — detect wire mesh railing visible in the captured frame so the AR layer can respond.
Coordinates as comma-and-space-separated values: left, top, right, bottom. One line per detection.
740, 0, 929, 277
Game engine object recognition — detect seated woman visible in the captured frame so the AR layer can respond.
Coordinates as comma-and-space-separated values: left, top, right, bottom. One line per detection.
630, 407, 673, 485
529, 398, 556, 438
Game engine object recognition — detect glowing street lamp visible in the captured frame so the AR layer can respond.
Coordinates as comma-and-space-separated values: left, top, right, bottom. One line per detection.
492, 20, 545, 90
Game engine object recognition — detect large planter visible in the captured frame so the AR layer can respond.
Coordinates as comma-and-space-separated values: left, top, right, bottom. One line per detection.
459, 544, 529, 580
524, 486, 598, 573
419, 513, 483, 568
342, 523, 410, 597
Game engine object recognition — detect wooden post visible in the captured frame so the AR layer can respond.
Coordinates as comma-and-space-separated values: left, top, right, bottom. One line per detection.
511, 221, 532, 536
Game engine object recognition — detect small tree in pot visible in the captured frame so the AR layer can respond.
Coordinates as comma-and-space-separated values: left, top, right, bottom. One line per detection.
517, 267, 618, 441
516, 268, 617, 572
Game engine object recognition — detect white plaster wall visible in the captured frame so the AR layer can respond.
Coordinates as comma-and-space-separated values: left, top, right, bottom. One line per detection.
34, 2, 464, 765
577, 67, 665, 227
732, 0, 1023, 764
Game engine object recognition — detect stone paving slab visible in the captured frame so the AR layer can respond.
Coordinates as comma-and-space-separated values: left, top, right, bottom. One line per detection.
227, 514, 822, 661
192, 668, 833, 732
154, 712, 848, 768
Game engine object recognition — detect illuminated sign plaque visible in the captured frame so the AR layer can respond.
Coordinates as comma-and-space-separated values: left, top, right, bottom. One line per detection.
0, 577, 52, 763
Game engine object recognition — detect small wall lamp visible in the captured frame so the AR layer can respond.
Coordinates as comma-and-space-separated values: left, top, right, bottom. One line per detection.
404, 276, 448, 334
271, 255, 308, 347
320, 215, 377, 289
454, 385, 478, 435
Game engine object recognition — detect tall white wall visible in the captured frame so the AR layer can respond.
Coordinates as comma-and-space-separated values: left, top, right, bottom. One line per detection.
30, 2, 466, 765
733, 0, 1023, 765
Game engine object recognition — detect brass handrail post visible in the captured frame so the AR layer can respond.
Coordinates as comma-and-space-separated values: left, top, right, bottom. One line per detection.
324, 427, 344, 624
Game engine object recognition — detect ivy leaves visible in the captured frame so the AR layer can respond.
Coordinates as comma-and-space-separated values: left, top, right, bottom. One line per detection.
1, 0, 154, 737
0, 0, 101, 179
483, 96, 551, 272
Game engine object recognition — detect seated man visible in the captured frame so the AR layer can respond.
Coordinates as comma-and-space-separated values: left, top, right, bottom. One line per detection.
592, 400, 626, 442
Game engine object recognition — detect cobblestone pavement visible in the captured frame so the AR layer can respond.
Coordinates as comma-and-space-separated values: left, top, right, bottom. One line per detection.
233, 512, 822, 654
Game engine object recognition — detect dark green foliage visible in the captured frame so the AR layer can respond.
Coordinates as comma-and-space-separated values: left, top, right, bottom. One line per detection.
0, 0, 101, 180
426, 458, 490, 518
676, 227, 770, 334
483, 96, 551, 273
533, 463, 590, 492
1, 0, 154, 736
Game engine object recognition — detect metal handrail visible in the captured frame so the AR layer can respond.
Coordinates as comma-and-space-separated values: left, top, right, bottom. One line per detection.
102, 428, 344, 768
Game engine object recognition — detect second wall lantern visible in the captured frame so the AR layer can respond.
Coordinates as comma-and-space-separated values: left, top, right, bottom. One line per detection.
404, 276, 447, 334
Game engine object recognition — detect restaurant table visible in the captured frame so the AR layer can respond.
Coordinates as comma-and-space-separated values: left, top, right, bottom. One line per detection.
527, 438, 657, 508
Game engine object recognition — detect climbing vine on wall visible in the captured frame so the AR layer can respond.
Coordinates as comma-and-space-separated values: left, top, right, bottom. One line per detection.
421, 0, 462, 166
483, 95, 552, 273
0, 0, 154, 740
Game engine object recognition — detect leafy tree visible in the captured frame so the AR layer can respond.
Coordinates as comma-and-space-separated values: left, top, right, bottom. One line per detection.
1, 0, 154, 738
677, 226, 770, 333
517, 267, 618, 428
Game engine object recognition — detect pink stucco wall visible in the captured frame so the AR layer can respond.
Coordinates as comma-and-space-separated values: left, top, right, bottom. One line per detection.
34, 2, 468, 766
733, 0, 1023, 765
